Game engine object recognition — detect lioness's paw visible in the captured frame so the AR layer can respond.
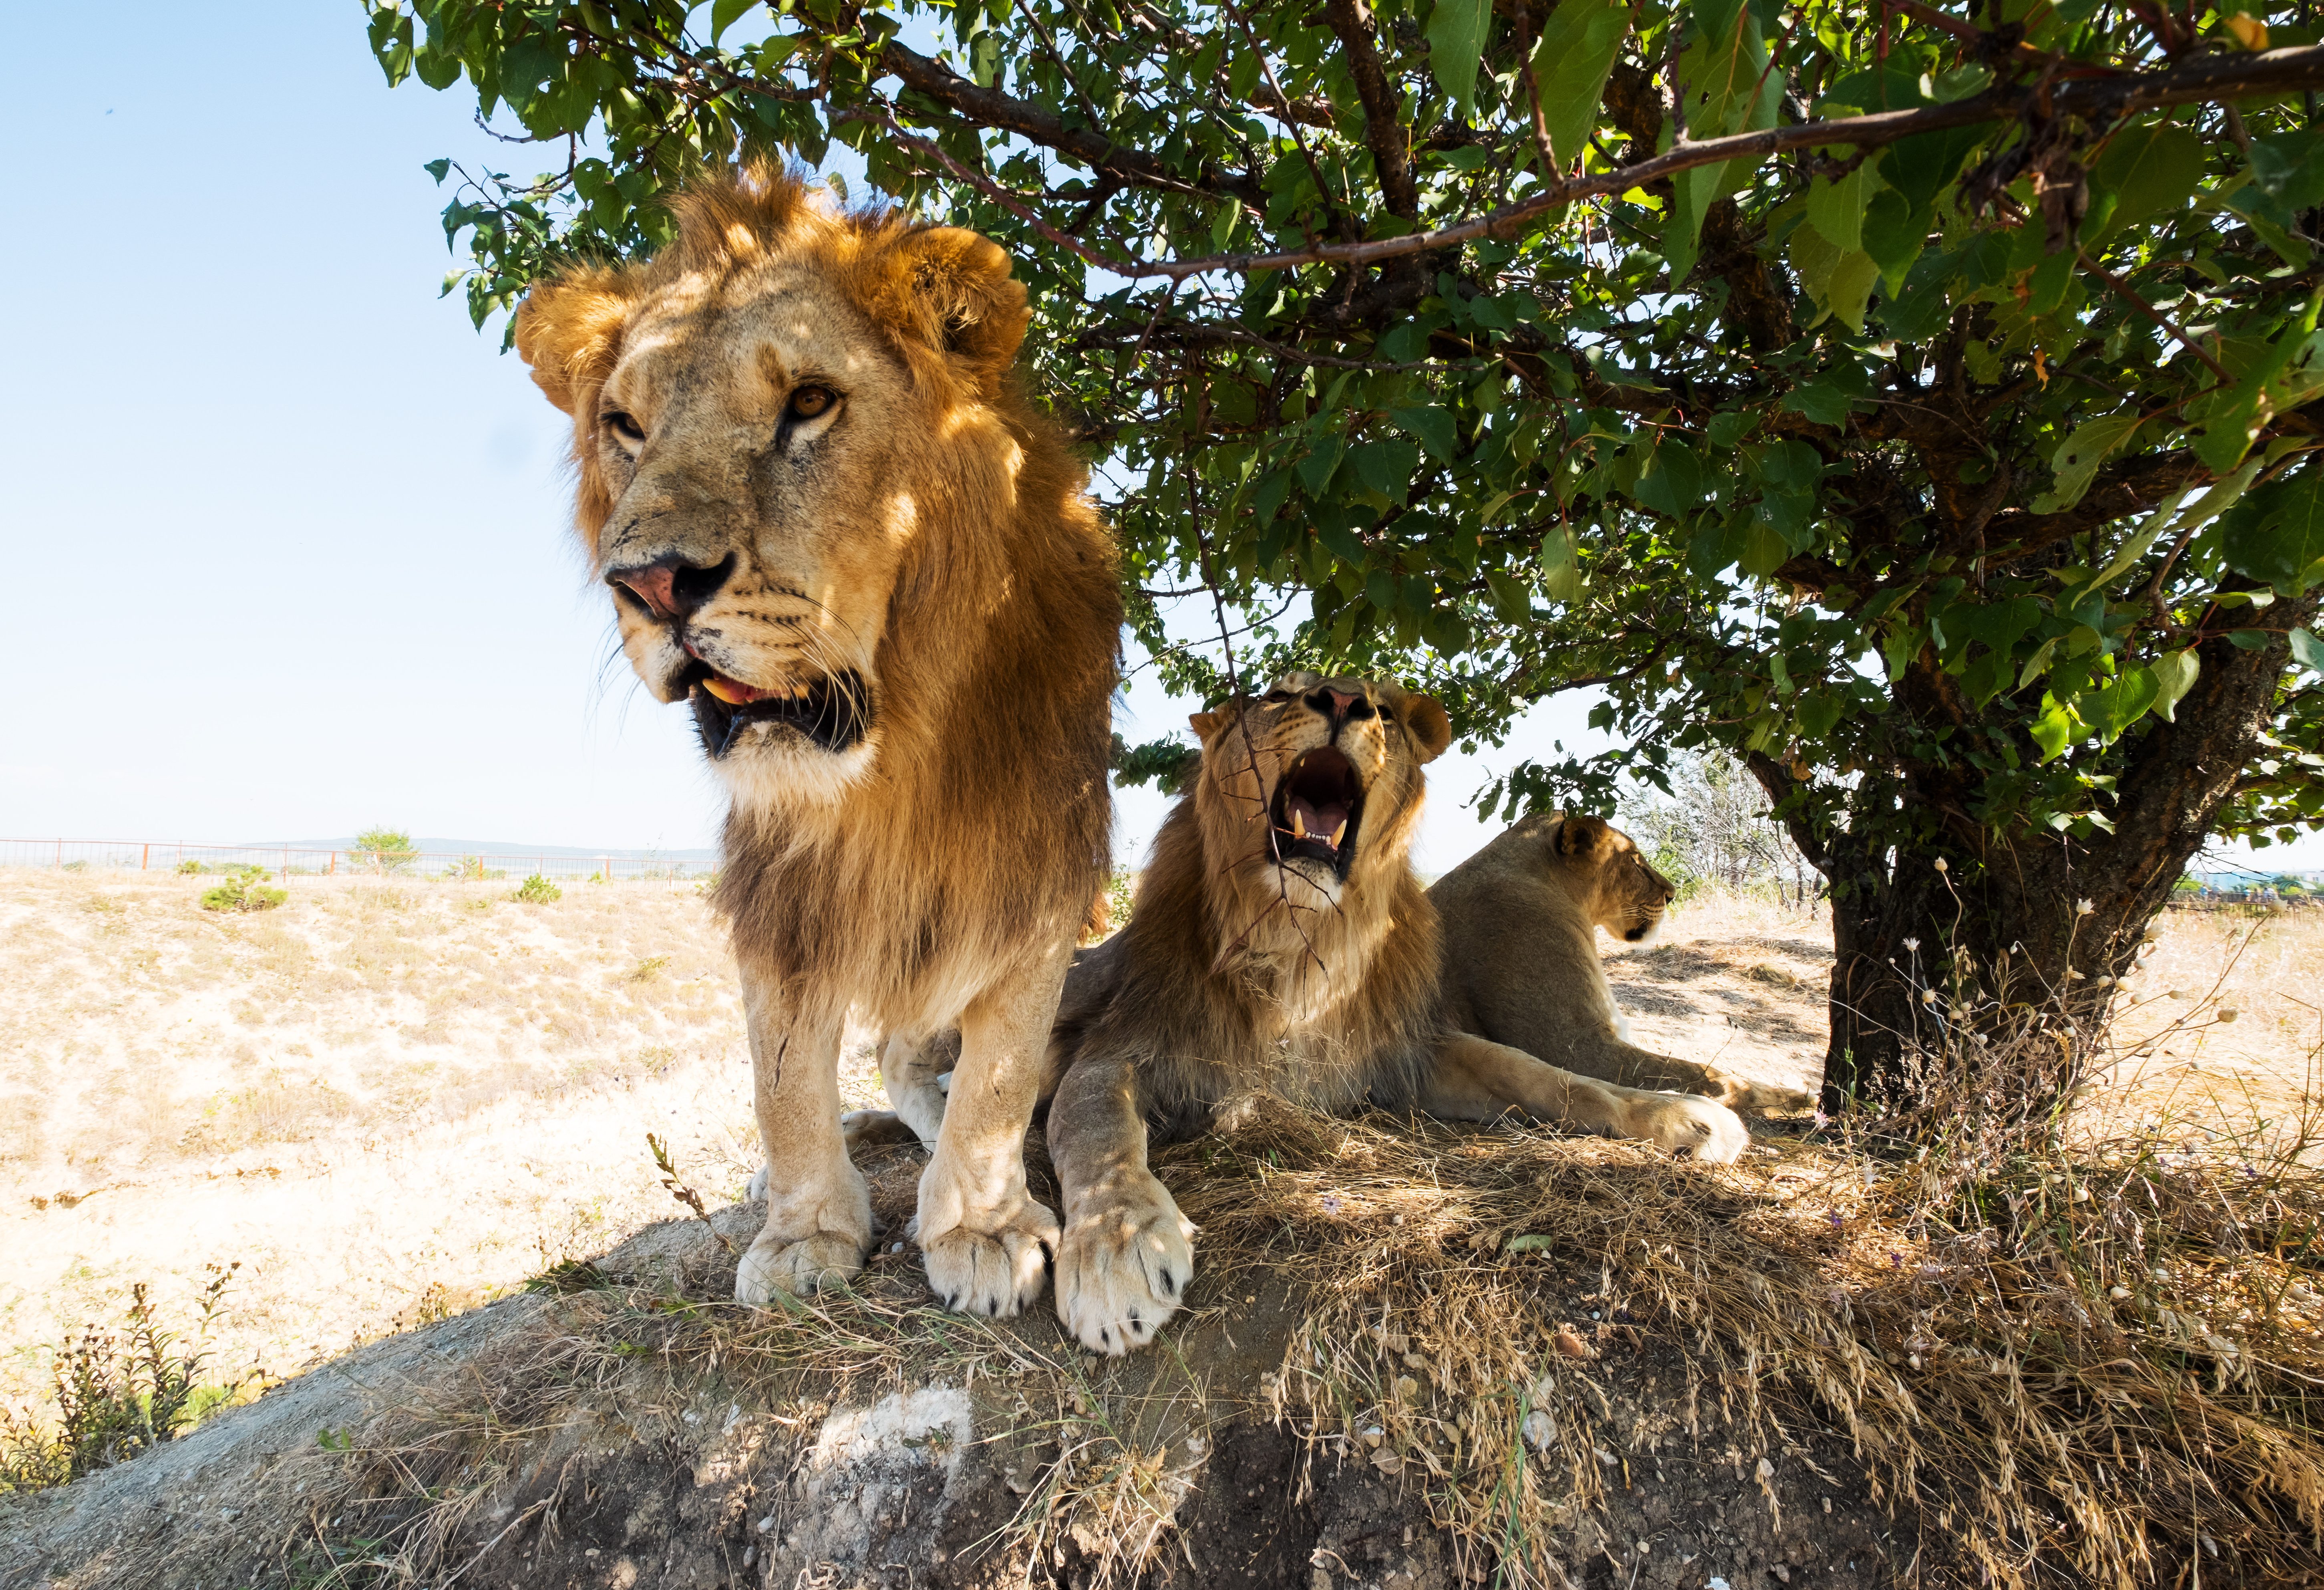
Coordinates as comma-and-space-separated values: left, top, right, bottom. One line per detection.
746, 1163, 768, 1203
920, 1198, 1059, 1319
1703, 1072, 1817, 1116
734, 1229, 866, 1304
1056, 1178, 1197, 1357
1629, 1092, 1751, 1164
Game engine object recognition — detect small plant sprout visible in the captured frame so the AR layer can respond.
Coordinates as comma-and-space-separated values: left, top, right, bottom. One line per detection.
2077, 899, 2096, 916
646, 1134, 736, 1257
1932, 857, 1948, 873
510, 874, 561, 905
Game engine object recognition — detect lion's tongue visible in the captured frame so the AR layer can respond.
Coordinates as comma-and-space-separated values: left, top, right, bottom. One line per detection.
1286, 795, 1350, 848
702, 674, 766, 706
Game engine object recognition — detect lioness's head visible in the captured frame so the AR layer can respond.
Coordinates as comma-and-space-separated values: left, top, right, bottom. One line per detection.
513, 165, 1036, 806
1188, 672, 1452, 910
1552, 815, 1677, 945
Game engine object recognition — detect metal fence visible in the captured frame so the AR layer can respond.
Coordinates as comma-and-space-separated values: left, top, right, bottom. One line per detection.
0, 837, 717, 885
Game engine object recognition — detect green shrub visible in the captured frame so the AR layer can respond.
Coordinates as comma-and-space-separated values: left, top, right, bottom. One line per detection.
0, 1267, 238, 1493
510, 874, 561, 905
352, 827, 418, 873
199, 866, 286, 913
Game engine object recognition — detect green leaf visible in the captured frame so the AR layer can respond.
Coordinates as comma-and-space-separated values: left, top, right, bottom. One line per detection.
1805, 137, 1873, 254
1531, 0, 1630, 172
2085, 667, 2160, 744
1739, 518, 1789, 576
2223, 461, 2324, 594
2291, 628, 2324, 672
1633, 440, 1704, 520
711, 0, 762, 42
1667, 0, 1779, 281
1425, 0, 1492, 114
1393, 405, 1461, 465
2091, 123, 2205, 240
2030, 701, 2077, 760
2034, 411, 2146, 514
2150, 648, 2200, 720
2251, 130, 2324, 210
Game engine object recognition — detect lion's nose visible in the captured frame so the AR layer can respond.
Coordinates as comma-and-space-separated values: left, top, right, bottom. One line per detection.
606, 553, 736, 621
1306, 687, 1374, 727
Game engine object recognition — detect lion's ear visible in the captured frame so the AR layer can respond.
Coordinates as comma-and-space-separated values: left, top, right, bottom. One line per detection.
1558, 814, 1610, 858
514, 267, 638, 417
1189, 709, 1228, 741
1401, 695, 1452, 765
890, 226, 1030, 394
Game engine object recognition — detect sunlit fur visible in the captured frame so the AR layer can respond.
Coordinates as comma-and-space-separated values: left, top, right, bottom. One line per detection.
515, 166, 1119, 1311
1430, 814, 1815, 1113
1018, 679, 1752, 1353
515, 161, 1116, 1046
1053, 672, 1453, 1119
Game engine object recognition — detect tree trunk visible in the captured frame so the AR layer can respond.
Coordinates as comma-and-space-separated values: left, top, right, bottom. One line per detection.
1757, 603, 2312, 1116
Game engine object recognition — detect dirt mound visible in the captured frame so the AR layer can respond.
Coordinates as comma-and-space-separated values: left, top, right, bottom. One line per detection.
3, 1127, 1910, 1590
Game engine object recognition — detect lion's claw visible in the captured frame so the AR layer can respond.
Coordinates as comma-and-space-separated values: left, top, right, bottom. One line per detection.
734, 1229, 866, 1304
919, 1199, 1059, 1319
1057, 1176, 1197, 1356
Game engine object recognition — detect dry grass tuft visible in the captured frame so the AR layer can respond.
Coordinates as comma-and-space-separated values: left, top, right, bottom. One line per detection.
1162, 1018, 2324, 1588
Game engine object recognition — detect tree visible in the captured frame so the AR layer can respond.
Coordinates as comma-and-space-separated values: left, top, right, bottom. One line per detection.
352, 826, 419, 873
365, 0, 2324, 1109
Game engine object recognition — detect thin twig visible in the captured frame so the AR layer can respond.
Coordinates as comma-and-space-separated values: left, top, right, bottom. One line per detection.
2078, 248, 2235, 382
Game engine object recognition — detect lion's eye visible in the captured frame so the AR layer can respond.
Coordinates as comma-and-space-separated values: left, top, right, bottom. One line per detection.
602, 411, 645, 455
789, 385, 837, 421
1262, 689, 1295, 703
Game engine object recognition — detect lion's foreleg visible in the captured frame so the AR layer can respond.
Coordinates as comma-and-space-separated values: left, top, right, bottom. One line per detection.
733, 972, 870, 1304
1048, 1050, 1195, 1356
914, 951, 1067, 1318
1422, 1032, 1751, 1165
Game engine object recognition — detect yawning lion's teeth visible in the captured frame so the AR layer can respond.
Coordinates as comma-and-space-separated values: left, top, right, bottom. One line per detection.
702, 677, 750, 705
1331, 820, 1347, 848
1291, 810, 1307, 838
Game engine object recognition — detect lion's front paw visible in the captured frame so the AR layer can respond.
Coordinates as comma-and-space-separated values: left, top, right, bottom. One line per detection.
734, 1227, 867, 1304
920, 1198, 1060, 1318
1628, 1092, 1751, 1164
1703, 1071, 1817, 1116
1056, 1177, 1197, 1356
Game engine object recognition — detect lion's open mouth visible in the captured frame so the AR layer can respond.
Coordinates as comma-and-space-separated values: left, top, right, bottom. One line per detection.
682, 663, 869, 758
1268, 746, 1364, 878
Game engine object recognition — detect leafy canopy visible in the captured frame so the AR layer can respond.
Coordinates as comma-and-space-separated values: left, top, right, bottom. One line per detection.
366, 0, 2324, 860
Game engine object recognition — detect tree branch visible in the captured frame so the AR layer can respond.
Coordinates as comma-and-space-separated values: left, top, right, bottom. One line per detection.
1320, 0, 1421, 220
992, 43, 2324, 282
877, 38, 1264, 204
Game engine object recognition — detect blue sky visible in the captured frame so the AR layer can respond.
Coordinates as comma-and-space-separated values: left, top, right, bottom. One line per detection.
0, 0, 1606, 873
2, 4, 2306, 875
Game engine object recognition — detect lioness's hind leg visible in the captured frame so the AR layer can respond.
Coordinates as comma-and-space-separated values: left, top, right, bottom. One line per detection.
915, 953, 1066, 1318
1425, 1032, 1751, 1164
733, 976, 872, 1304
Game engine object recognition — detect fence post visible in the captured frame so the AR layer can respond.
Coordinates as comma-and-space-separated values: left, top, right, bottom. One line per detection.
329, 851, 336, 876
141, 843, 149, 872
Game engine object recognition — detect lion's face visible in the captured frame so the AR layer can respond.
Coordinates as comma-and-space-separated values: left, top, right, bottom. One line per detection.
515, 174, 1035, 809
1555, 815, 1677, 944
1189, 672, 1451, 910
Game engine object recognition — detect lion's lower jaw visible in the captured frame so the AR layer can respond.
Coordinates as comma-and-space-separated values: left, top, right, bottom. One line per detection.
1268, 859, 1344, 910
712, 733, 879, 814
1622, 917, 1663, 947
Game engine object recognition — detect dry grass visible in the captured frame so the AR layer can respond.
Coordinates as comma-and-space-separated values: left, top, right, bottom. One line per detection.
0, 868, 901, 1421
13, 879, 2324, 1587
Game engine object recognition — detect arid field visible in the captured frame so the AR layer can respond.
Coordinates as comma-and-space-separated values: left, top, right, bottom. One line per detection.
4, 865, 2319, 1429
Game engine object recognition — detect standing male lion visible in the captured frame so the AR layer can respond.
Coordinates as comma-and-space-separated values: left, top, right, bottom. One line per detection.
513, 166, 1119, 1317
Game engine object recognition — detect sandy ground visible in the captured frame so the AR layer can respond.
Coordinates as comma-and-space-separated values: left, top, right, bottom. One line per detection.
4, 869, 2317, 1423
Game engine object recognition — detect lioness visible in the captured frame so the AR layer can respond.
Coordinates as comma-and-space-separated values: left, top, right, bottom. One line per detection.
514, 167, 1119, 1317
1431, 816, 1816, 1114
879, 673, 1749, 1353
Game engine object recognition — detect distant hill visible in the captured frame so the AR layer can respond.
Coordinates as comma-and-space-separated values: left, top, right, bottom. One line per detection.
252, 837, 722, 863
